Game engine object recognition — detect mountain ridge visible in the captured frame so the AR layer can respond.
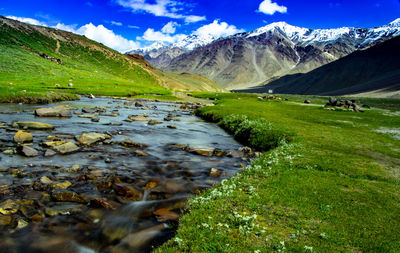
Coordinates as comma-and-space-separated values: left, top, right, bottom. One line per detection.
130, 19, 400, 90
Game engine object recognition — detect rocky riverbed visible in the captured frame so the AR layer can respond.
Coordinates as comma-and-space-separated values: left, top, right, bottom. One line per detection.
0, 97, 249, 252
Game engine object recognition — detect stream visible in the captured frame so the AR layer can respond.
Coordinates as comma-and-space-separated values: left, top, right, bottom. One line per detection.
0, 97, 247, 252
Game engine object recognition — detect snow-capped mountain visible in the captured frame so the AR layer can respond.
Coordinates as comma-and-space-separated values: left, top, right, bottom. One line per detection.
129, 19, 400, 89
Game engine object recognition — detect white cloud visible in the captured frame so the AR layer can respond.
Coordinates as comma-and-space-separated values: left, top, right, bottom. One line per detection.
258, 0, 287, 15
116, 0, 206, 23
111, 21, 123, 26
161, 21, 179, 34
128, 25, 140, 29
140, 28, 186, 43
54, 23, 78, 33
77, 23, 140, 51
193, 20, 244, 38
6, 15, 47, 26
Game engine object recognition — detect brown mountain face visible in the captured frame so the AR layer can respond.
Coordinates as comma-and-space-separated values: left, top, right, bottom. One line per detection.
239, 36, 400, 97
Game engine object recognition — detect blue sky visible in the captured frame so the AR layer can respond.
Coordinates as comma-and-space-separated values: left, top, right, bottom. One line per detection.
1, 0, 399, 51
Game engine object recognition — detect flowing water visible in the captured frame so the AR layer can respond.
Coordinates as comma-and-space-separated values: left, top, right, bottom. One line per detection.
0, 97, 247, 252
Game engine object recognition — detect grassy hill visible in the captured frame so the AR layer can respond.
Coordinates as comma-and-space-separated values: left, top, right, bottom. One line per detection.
240, 36, 400, 98
0, 16, 223, 103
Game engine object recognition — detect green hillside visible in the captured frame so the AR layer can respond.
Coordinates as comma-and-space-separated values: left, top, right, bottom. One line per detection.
0, 16, 223, 103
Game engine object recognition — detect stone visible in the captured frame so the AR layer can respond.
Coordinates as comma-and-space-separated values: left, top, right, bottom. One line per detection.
328, 97, 337, 105
167, 125, 177, 129
134, 150, 149, 157
42, 140, 67, 147
14, 130, 33, 144
52, 191, 89, 203
0, 215, 12, 225
148, 119, 161, 125
51, 181, 72, 190
113, 183, 143, 200
35, 106, 71, 117
20, 205, 43, 221
15, 122, 54, 130
128, 116, 149, 122
40, 176, 53, 184
90, 198, 119, 210
76, 132, 111, 146
210, 168, 220, 177
19, 146, 39, 157
17, 219, 29, 229
88, 94, 95, 99
153, 208, 179, 222
304, 100, 311, 104
3, 149, 15, 155
120, 138, 147, 148
135, 101, 144, 107
45, 203, 84, 216
186, 146, 215, 156
91, 116, 100, 122
0, 199, 19, 215
52, 142, 80, 154
44, 149, 57, 157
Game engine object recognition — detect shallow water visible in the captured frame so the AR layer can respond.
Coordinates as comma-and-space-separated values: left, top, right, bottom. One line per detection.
0, 97, 246, 252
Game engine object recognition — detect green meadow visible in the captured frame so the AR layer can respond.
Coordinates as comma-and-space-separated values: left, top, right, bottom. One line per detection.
158, 93, 400, 252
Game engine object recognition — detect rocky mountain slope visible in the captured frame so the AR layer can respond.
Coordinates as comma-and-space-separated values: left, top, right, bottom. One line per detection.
0, 16, 223, 95
131, 19, 400, 90
239, 35, 400, 97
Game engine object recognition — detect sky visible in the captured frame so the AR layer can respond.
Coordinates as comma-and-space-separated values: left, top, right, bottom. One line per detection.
1, 0, 400, 52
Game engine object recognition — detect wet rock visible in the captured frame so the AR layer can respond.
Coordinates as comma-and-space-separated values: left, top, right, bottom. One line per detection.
167, 125, 177, 129
15, 122, 55, 130
209, 168, 220, 177
20, 205, 43, 221
105, 158, 111, 163
52, 191, 89, 203
128, 115, 149, 122
0, 199, 19, 215
19, 146, 39, 157
35, 106, 71, 117
134, 150, 149, 157
44, 149, 56, 157
113, 183, 143, 200
45, 203, 85, 216
186, 146, 215, 156
17, 219, 29, 229
91, 116, 100, 122
90, 198, 119, 210
42, 140, 67, 148
3, 149, 15, 156
51, 181, 72, 190
76, 132, 111, 146
40, 176, 53, 184
115, 224, 167, 250
153, 208, 179, 222
88, 94, 95, 99
304, 100, 311, 104
52, 142, 80, 154
148, 119, 161, 125
14, 130, 33, 144
135, 101, 144, 107
0, 215, 12, 225
121, 138, 148, 148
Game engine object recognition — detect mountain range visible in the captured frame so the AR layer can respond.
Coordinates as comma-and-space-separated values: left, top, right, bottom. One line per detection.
129, 19, 400, 90
238, 35, 400, 98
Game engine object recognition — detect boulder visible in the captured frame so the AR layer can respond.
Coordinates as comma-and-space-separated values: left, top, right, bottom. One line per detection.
75, 132, 111, 146
44, 149, 56, 157
52, 142, 80, 154
186, 146, 215, 156
128, 116, 149, 122
52, 191, 89, 203
153, 208, 179, 222
0, 199, 19, 215
135, 101, 144, 107
120, 138, 148, 148
15, 122, 54, 130
148, 119, 161, 125
13, 130, 33, 144
304, 100, 311, 104
113, 183, 143, 200
35, 106, 71, 117
19, 146, 39, 157
45, 203, 84, 216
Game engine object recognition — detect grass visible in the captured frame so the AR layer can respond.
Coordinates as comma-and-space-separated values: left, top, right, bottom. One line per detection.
157, 93, 400, 252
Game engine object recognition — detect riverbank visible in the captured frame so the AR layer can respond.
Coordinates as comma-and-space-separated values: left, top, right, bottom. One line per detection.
157, 93, 400, 252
